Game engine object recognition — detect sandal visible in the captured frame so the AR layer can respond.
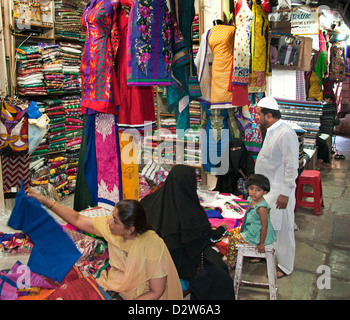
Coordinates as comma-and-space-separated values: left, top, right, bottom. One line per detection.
335, 154, 346, 160
276, 267, 288, 279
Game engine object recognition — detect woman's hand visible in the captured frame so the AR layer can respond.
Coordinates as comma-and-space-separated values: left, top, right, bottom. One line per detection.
26, 188, 52, 207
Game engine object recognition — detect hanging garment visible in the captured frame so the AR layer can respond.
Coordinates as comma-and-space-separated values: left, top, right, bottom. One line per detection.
243, 93, 263, 160
8, 181, 82, 282
167, 0, 200, 132
329, 41, 349, 82
116, 1, 155, 127
229, 0, 254, 106
95, 113, 122, 209
0, 100, 28, 155
248, 0, 271, 93
119, 131, 139, 200
80, 0, 120, 115
126, 0, 173, 86
208, 24, 235, 109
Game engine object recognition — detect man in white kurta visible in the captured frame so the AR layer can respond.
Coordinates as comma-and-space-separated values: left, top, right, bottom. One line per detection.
254, 97, 299, 277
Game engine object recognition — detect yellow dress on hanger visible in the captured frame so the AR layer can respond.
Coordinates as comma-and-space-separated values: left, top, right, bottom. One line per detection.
249, 0, 271, 93
208, 24, 235, 108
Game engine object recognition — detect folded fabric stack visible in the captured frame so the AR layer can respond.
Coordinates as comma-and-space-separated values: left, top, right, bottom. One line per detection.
47, 156, 70, 198
39, 43, 65, 96
59, 42, 83, 94
16, 46, 46, 96
54, 0, 89, 41
189, 101, 201, 130
44, 99, 66, 153
30, 157, 50, 186
62, 95, 83, 194
192, 14, 199, 41
184, 129, 201, 166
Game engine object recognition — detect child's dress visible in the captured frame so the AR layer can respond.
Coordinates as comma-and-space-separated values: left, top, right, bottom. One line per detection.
226, 196, 276, 266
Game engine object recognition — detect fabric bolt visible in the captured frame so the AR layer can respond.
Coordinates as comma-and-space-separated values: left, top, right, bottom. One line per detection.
126, 0, 173, 86
229, 0, 253, 107
80, 0, 120, 115
208, 24, 235, 108
8, 181, 82, 282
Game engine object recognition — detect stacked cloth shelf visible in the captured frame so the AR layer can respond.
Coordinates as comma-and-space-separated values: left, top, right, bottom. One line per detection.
59, 42, 83, 93
277, 98, 323, 149
319, 102, 337, 135
16, 46, 46, 96
63, 95, 83, 193
192, 14, 199, 41
54, 0, 89, 41
44, 99, 67, 153
40, 43, 64, 96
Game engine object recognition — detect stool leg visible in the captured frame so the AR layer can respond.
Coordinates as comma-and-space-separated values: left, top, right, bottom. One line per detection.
234, 249, 244, 300
266, 252, 278, 300
313, 181, 322, 215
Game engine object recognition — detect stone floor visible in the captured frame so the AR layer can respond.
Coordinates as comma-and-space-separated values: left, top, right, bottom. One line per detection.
236, 135, 350, 300
1, 135, 350, 300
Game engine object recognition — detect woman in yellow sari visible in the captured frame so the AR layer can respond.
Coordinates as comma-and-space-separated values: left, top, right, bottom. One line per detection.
26, 190, 183, 300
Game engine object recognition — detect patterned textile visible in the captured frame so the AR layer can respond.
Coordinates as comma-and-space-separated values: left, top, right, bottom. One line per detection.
229, 0, 254, 107
329, 41, 349, 83
243, 93, 263, 160
0, 100, 28, 154
119, 131, 139, 200
248, 0, 270, 93
116, 2, 155, 127
1, 154, 31, 192
127, 0, 173, 86
95, 114, 122, 209
296, 71, 307, 101
47, 266, 106, 300
208, 25, 235, 108
80, 0, 120, 114
226, 227, 247, 266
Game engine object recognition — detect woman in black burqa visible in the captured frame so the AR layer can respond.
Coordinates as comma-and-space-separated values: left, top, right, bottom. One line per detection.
141, 164, 234, 300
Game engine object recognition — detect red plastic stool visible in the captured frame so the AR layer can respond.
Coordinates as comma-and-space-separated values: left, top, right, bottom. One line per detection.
295, 170, 324, 215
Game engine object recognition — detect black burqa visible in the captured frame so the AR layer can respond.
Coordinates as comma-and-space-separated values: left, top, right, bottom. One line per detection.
141, 165, 212, 282
214, 138, 255, 195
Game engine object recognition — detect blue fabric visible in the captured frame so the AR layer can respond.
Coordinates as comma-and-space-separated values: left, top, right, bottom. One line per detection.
84, 115, 98, 207
28, 101, 42, 119
8, 181, 82, 283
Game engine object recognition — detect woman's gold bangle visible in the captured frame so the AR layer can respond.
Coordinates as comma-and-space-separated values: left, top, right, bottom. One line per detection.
47, 200, 56, 209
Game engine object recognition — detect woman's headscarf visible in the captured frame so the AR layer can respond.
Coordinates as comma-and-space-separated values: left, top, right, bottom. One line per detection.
141, 164, 211, 281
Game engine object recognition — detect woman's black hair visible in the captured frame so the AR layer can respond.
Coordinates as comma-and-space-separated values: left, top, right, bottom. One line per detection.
116, 200, 153, 235
246, 174, 270, 192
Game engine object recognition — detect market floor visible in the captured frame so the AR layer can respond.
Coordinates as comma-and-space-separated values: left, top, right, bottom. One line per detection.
1, 135, 350, 300
235, 134, 350, 300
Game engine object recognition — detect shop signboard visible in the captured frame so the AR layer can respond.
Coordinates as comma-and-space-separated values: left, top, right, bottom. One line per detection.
291, 8, 319, 35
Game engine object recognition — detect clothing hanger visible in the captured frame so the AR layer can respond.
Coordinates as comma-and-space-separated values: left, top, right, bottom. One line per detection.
213, 19, 223, 26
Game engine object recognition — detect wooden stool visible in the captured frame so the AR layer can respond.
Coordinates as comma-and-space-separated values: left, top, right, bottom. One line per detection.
295, 170, 324, 215
234, 244, 277, 300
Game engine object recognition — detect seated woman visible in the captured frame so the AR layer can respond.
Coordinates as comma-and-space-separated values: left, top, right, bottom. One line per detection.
140, 164, 234, 300
26, 189, 183, 300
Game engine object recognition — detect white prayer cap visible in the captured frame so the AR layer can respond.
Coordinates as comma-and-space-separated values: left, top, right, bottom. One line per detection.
257, 97, 279, 110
